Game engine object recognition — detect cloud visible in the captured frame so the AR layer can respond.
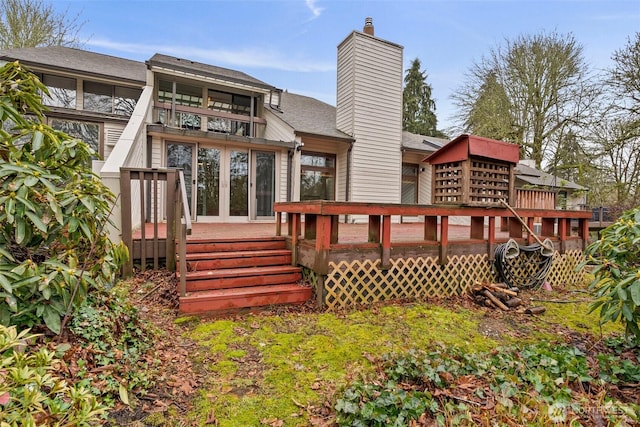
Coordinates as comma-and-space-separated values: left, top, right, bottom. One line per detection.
85, 38, 335, 73
305, 0, 323, 19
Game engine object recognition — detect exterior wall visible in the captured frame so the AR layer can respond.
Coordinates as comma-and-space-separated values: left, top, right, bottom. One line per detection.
103, 125, 125, 160
336, 31, 404, 214
263, 109, 295, 204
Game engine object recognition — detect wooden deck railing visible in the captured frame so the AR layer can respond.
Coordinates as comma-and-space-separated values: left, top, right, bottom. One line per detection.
120, 168, 191, 279
274, 201, 591, 273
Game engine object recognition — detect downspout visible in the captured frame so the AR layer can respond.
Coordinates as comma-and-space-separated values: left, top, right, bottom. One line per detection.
287, 145, 295, 202
345, 141, 354, 223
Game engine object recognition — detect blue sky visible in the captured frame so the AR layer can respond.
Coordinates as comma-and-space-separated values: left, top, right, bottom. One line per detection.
57, 0, 639, 131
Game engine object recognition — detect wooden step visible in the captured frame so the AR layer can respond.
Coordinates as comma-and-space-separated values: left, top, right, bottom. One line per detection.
179, 284, 313, 313
185, 237, 287, 254
182, 265, 302, 292
185, 249, 292, 271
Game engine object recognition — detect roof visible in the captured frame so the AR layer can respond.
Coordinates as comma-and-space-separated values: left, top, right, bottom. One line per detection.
515, 162, 586, 190
267, 91, 353, 141
0, 46, 146, 84
424, 134, 520, 165
147, 53, 275, 92
402, 131, 448, 153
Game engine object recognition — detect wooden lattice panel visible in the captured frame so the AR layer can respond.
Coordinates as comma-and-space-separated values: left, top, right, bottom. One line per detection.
323, 251, 587, 310
546, 250, 586, 286
469, 160, 510, 205
433, 162, 463, 203
324, 255, 495, 310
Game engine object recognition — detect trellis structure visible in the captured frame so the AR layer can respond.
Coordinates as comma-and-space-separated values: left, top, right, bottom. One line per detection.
275, 201, 591, 309
425, 134, 519, 207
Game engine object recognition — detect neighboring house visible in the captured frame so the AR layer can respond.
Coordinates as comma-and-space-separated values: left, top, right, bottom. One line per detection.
0, 18, 585, 242
515, 160, 587, 210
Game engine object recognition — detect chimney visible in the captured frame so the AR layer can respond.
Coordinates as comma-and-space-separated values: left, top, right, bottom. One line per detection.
363, 17, 374, 36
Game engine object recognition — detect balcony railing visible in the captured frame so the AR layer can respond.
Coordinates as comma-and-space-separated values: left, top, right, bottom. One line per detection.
153, 102, 266, 138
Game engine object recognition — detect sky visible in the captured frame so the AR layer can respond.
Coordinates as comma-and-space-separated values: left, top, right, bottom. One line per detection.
55, 0, 639, 132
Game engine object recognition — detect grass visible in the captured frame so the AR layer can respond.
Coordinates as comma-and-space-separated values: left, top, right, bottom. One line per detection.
173, 281, 627, 426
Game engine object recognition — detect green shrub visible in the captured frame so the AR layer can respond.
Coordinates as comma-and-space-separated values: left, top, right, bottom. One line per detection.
0, 324, 107, 426
0, 61, 128, 333
582, 206, 640, 342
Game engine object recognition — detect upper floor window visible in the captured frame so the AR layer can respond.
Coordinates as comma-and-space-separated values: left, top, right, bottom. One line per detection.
84, 82, 141, 116
42, 74, 76, 108
208, 90, 252, 116
158, 80, 202, 107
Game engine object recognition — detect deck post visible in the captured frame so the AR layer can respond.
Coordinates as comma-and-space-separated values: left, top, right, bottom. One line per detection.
439, 216, 449, 265
120, 169, 133, 277
165, 170, 177, 271
331, 215, 339, 244
424, 216, 437, 241
526, 216, 535, 245
488, 216, 496, 260
290, 213, 300, 265
381, 215, 391, 269
275, 212, 282, 236
578, 218, 589, 250
368, 215, 381, 243
558, 217, 568, 253
470, 217, 484, 239
138, 173, 146, 272
315, 215, 332, 273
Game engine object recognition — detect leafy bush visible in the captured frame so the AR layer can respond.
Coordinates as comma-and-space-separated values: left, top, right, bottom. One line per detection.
0, 324, 107, 426
582, 206, 640, 342
0, 61, 128, 333
335, 343, 640, 426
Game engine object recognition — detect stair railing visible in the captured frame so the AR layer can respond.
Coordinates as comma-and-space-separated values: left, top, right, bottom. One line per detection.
175, 169, 192, 297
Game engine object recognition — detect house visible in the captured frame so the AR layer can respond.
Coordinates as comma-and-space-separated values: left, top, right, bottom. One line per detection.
515, 160, 587, 210
0, 18, 586, 241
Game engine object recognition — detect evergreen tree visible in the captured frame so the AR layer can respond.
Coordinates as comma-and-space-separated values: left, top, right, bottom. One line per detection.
402, 58, 446, 137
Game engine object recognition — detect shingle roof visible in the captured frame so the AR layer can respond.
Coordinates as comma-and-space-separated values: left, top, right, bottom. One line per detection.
402, 131, 448, 153
0, 46, 146, 84
147, 54, 275, 92
515, 162, 586, 190
267, 91, 353, 141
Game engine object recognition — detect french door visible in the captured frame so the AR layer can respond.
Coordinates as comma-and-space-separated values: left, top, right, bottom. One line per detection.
166, 143, 275, 222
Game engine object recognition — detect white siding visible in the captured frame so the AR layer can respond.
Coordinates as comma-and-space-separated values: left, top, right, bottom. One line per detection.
103, 126, 124, 161
336, 31, 404, 211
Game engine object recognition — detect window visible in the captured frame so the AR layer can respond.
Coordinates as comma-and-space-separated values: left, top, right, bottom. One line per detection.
300, 152, 335, 201
114, 86, 141, 116
208, 90, 252, 116
401, 163, 419, 204
158, 80, 202, 128
42, 74, 76, 108
84, 82, 141, 116
83, 81, 112, 113
50, 119, 101, 158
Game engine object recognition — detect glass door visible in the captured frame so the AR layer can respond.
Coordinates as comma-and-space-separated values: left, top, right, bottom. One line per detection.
252, 151, 276, 219
166, 142, 195, 217
229, 150, 249, 219
196, 147, 221, 219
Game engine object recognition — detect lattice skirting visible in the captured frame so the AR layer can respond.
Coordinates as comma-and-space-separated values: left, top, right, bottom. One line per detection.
323, 250, 586, 310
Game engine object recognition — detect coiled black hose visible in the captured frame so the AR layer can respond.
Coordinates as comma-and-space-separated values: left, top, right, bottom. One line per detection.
494, 239, 554, 289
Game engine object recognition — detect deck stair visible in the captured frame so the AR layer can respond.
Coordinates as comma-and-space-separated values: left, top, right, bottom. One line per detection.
178, 236, 312, 313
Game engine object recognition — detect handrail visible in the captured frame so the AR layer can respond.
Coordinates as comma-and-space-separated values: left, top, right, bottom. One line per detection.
176, 170, 192, 297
